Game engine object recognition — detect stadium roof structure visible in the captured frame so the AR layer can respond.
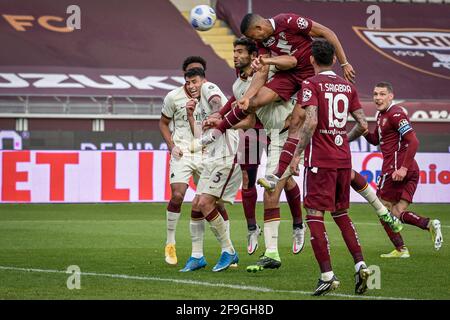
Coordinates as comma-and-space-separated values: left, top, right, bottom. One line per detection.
0, 0, 235, 102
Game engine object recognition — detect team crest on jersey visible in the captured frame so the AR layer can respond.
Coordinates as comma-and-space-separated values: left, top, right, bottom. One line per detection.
279, 32, 286, 40
302, 89, 312, 102
297, 17, 309, 29
382, 118, 387, 126
353, 27, 450, 80
263, 36, 276, 47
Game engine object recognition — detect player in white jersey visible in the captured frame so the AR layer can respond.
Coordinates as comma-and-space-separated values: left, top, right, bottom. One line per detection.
159, 57, 207, 265
205, 37, 307, 271
180, 68, 241, 272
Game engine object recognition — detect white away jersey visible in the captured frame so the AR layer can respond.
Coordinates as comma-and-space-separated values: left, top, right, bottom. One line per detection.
161, 85, 202, 153
198, 81, 240, 159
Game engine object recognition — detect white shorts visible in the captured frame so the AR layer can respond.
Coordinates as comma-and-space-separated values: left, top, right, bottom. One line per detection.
266, 130, 303, 180
169, 154, 203, 185
196, 157, 242, 204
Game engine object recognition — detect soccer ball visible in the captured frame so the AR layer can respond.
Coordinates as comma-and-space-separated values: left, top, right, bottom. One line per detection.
189, 5, 216, 31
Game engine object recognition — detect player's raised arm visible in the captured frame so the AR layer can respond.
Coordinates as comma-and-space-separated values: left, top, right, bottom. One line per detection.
239, 53, 271, 106
309, 22, 355, 83
185, 98, 202, 138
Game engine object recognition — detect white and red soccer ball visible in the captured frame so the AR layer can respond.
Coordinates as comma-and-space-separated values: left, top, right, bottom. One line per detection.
189, 5, 216, 31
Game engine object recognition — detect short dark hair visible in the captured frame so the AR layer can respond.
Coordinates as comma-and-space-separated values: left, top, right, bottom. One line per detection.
233, 36, 258, 55
375, 81, 394, 93
182, 56, 206, 72
240, 13, 260, 35
184, 67, 205, 79
311, 39, 335, 66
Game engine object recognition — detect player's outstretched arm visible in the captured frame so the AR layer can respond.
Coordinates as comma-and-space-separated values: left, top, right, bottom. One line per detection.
348, 109, 368, 141
259, 55, 297, 71
309, 22, 355, 83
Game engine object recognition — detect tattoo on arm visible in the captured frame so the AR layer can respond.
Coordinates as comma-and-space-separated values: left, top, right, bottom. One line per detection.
348, 109, 368, 142
295, 105, 318, 156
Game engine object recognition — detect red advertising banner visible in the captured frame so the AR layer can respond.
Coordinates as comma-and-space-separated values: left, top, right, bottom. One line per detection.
1, 150, 449, 203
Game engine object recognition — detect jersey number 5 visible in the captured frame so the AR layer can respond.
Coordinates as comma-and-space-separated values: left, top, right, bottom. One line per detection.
213, 172, 223, 183
325, 92, 349, 129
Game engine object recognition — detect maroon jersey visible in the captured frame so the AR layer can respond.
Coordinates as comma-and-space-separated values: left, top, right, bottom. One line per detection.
257, 13, 313, 74
370, 104, 419, 174
300, 71, 361, 168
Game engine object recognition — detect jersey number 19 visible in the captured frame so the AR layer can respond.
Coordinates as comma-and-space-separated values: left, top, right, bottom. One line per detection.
325, 92, 349, 129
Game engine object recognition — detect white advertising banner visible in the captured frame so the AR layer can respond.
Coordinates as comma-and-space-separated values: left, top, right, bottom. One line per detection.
0, 151, 449, 203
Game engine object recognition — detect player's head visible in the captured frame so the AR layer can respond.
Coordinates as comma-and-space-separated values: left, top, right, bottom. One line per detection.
184, 67, 206, 98
182, 56, 207, 72
233, 37, 257, 70
373, 82, 394, 111
240, 13, 273, 41
310, 39, 336, 70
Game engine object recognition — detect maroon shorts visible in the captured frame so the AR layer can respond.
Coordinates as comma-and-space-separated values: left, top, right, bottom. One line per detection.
265, 67, 314, 101
303, 167, 351, 212
377, 170, 419, 203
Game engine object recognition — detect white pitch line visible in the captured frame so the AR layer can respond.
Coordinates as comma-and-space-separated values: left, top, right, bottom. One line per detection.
0, 265, 414, 300
280, 220, 450, 228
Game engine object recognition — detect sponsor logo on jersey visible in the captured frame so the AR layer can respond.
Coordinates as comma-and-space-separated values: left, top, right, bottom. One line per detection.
334, 135, 343, 146
296, 17, 309, 29
302, 88, 312, 102
353, 27, 450, 80
208, 85, 215, 90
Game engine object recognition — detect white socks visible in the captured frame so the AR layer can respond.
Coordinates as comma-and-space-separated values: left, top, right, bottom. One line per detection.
355, 261, 367, 272
321, 271, 335, 282
190, 219, 205, 258
208, 215, 234, 254
264, 220, 280, 254
358, 186, 388, 217
166, 211, 181, 245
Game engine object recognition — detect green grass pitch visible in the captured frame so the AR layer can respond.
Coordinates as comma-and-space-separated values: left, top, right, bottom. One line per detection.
0, 203, 448, 300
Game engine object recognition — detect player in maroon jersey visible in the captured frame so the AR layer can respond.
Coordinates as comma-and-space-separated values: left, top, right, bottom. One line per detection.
289, 39, 370, 296
199, 13, 355, 188
363, 82, 443, 251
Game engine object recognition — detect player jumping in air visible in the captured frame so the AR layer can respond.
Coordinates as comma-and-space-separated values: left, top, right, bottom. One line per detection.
205, 37, 307, 266
199, 13, 355, 191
